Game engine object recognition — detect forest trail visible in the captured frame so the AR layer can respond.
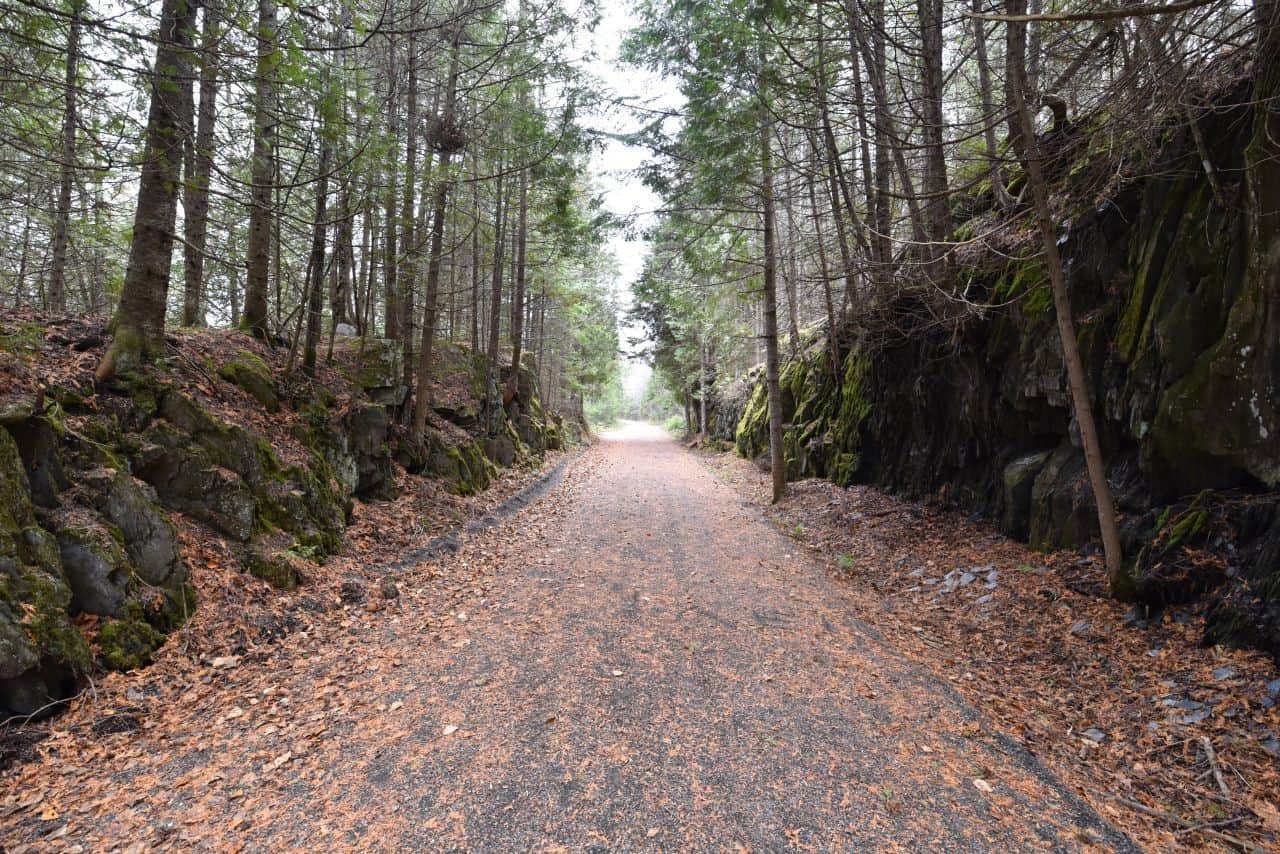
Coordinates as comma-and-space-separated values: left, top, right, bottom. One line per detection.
3, 425, 1132, 850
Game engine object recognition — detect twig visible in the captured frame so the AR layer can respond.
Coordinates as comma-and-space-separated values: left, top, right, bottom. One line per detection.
1116, 797, 1263, 853
1201, 735, 1231, 798
0, 687, 91, 728
1176, 816, 1245, 836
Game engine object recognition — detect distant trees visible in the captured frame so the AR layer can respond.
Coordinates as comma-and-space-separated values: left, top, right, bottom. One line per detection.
0, 0, 618, 420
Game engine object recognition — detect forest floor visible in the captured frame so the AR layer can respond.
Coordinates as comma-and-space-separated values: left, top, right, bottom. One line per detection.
700, 445, 1280, 852
0, 422, 1148, 851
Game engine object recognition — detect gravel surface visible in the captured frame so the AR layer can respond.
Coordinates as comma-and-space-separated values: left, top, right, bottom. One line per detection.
1, 423, 1134, 851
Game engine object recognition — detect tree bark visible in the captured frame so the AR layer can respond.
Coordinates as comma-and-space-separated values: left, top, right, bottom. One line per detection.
485, 162, 507, 434
98, 0, 196, 380
399, 7, 419, 391
48, 0, 81, 314
242, 0, 276, 339
182, 0, 220, 327
1007, 0, 1126, 592
510, 165, 529, 375
972, 0, 1015, 211
382, 8, 400, 341
917, 0, 953, 284
759, 49, 786, 504
413, 29, 463, 432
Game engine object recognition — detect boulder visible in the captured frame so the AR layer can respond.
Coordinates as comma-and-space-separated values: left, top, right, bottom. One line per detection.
355, 339, 407, 406
246, 540, 306, 590
217, 350, 280, 413
0, 429, 91, 717
1000, 450, 1052, 539
8, 417, 68, 508
1029, 445, 1100, 552
483, 436, 516, 467
0, 394, 36, 426
55, 523, 132, 617
132, 432, 255, 541
345, 404, 397, 500
98, 470, 186, 589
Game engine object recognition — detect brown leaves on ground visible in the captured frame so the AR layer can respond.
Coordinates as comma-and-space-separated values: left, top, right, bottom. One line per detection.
702, 450, 1280, 852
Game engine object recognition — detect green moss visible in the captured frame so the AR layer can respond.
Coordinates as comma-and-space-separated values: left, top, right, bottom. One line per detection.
0, 321, 47, 355
98, 617, 165, 672
246, 550, 303, 590
217, 350, 280, 413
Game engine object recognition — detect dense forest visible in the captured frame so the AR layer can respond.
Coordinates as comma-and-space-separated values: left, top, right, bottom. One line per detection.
0, 0, 621, 410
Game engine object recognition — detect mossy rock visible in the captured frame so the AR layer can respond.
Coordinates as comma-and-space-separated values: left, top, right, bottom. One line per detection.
423, 435, 494, 496
246, 545, 306, 591
0, 428, 93, 714
218, 350, 280, 413
98, 617, 165, 672
98, 470, 186, 588
1000, 450, 1053, 539
55, 523, 133, 617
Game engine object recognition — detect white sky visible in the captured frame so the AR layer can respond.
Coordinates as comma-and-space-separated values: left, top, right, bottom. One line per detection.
577, 1, 682, 401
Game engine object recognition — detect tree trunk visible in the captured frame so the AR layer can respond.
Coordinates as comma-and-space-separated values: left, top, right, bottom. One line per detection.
759, 54, 786, 504
382, 9, 400, 341
241, 0, 276, 339
302, 101, 332, 376
48, 0, 81, 314
182, 0, 220, 327
399, 7, 419, 391
98, 0, 196, 380
412, 29, 463, 433
1007, 0, 1125, 592
486, 164, 507, 434
917, 0, 952, 284
510, 165, 529, 375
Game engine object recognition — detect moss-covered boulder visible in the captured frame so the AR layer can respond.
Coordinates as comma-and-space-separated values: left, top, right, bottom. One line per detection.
131, 423, 256, 541
0, 428, 91, 716
54, 521, 132, 617
218, 350, 280, 413
98, 616, 164, 672
246, 540, 307, 590
8, 417, 69, 508
92, 469, 186, 589
344, 403, 396, 500
422, 431, 494, 496
1000, 450, 1052, 539
353, 338, 407, 406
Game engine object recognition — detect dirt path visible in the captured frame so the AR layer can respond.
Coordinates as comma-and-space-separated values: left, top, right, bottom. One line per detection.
3, 423, 1132, 851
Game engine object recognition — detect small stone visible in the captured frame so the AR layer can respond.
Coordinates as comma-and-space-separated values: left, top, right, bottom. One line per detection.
1070, 620, 1091, 635
1163, 698, 1203, 710
1082, 728, 1106, 743
1178, 709, 1211, 725
1266, 678, 1280, 698
1211, 667, 1237, 681
976, 594, 994, 605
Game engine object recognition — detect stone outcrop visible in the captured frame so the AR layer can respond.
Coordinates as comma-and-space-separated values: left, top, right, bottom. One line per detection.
0, 331, 571, 715
730, 83, 1280, 657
